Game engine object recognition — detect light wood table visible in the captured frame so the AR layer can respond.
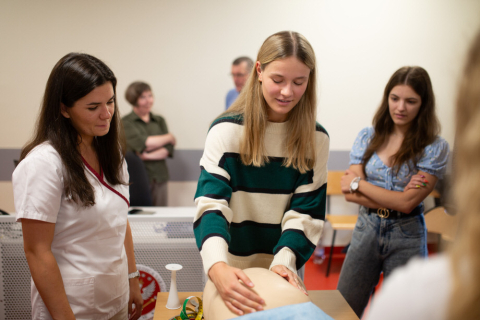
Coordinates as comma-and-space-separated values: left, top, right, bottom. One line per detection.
153, 290, 358, 320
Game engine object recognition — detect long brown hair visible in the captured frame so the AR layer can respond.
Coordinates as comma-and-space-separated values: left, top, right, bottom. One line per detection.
362, 66, 440, 174
20, 53, 126, 207
448, 31, 480, 320
224, 31, 317, 173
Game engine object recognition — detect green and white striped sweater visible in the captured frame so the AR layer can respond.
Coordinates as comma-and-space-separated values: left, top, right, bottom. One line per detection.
194, 115, 329, 274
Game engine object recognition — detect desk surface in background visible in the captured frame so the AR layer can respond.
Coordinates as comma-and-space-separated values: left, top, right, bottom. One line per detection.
128, 206, 196, 218
153, 290, 359, 320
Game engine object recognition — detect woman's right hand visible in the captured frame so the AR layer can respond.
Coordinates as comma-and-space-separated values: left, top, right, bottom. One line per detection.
404, 174, 429, 192
208, 262, 265, 316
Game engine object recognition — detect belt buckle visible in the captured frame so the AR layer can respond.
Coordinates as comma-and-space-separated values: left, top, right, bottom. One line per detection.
377, 208, 390, 218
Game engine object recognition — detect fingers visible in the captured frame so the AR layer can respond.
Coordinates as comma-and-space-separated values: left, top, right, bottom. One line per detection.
128, 307, 135, 320
230, 274, 265, 312
135, 299, 143, 319
285, 272, 297, 287
235, 269, 254, 288
405, 175, 429, 191
225, 299, 245, 316
211, 264, 264, 316
272, 265, 308, 295
340, 176, 351, 193
228, 288, 264, 315
128, 298, 133, 317
293, 276, 309, 296
128, 303, 142, 320
271, 265, 288, 277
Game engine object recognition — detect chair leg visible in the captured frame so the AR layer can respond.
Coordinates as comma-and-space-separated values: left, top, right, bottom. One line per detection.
326, 229, 337, 277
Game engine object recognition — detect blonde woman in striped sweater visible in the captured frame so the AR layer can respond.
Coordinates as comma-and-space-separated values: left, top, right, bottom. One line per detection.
194, 31, 329, 316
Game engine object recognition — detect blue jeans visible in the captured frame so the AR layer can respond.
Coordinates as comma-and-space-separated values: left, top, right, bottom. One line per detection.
337, 206, 427, 318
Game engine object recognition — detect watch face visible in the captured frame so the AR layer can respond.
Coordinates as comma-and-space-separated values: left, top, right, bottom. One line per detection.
352, 181, 359, 190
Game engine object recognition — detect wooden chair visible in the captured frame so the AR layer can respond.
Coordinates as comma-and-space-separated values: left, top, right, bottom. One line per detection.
424, 206, 458, 247
325, 171, 358, 277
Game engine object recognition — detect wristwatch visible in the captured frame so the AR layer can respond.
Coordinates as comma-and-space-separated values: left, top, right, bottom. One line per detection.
128, 270, 140, 279
349, 177, 361, 193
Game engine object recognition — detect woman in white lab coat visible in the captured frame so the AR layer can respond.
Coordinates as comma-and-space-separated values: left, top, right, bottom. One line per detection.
13, 53, 143, 320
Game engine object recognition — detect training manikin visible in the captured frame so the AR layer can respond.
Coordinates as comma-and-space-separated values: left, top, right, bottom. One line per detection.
203, 268, 310, 320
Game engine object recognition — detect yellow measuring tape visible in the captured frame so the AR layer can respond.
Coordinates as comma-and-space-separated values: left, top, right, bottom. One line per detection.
168, 296, 203, 320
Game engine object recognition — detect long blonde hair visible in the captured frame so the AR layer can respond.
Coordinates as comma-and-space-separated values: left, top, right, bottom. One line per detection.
448, 31, 480, 320
224, 31, 317, 173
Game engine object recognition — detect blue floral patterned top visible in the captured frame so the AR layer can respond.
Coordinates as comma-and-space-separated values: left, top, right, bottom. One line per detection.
350, 127, 450, 192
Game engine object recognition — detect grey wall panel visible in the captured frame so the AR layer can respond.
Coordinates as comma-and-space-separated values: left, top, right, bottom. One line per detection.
1, 149, 350, 182
0, 149, 21, 181
327, 151, 350, 171
166, 150, 203, 181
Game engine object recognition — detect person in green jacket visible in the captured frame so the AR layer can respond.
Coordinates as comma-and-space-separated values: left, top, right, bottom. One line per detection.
122, 81, 175, 206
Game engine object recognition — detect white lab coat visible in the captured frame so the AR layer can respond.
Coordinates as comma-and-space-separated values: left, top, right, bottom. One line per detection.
13, 142, 130, 320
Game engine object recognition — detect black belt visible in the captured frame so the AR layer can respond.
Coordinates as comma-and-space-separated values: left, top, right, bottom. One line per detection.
367, 204, 423, 219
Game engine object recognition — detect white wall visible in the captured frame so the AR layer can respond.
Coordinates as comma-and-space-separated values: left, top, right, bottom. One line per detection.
1, 0, 479, 242
1, 0, 479, 150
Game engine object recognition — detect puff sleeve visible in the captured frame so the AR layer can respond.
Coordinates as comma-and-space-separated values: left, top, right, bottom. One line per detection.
349, 127, 374, 165
417, 137, 450, 179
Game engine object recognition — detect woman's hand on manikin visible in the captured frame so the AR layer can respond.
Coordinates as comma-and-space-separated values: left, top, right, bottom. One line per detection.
340, 169, 358, 193
208, 262, 265, 316
404, 174, 429, 192
271, 265, 308, 295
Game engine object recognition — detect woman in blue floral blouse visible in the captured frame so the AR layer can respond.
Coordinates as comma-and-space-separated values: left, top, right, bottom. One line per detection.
336, 66, 450, 318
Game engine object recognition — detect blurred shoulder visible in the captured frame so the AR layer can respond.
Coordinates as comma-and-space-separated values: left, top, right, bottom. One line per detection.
209, 113, 244, 132
315, 122, 329, 138
22, 142, 62, 165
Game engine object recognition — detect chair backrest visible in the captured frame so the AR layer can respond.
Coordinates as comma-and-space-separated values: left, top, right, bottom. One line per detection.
125, 151, 153, 207
327, 171, 344, 196
424, 206, 458, 242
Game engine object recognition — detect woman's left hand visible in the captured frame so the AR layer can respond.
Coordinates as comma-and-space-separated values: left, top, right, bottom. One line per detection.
271, 265, 308, 296
340, 169, 357, 193
128, 278, 143, 320
404, 174, 429, 192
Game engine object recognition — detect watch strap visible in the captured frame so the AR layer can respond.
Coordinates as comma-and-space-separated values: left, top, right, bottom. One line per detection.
128, 270, 140, 279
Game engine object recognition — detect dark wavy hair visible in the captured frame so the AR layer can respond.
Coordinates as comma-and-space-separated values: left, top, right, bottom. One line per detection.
362, 66, 440, 174
20, 52, 127, 207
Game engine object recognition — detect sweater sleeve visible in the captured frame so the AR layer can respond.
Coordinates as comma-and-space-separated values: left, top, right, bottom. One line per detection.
194, 124, 235, 274
270, 129, 330, 273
